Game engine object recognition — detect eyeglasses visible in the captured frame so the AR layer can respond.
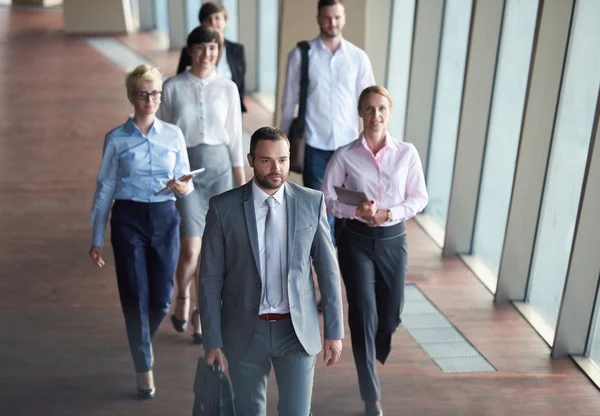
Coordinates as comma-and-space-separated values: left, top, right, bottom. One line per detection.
134, 90, 162, 101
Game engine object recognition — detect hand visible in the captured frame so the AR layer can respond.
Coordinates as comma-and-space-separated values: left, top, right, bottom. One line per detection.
167, 174, 194, 195
367, 209, 389, 227
204, 348, 227, 373
89, 245, 105, 267
323, 339, 342, 367
355, 200, 377, 219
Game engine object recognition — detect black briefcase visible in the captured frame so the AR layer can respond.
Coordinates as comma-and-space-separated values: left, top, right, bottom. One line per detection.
192, 360, 236, 416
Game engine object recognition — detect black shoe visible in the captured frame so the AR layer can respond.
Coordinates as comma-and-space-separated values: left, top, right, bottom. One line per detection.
137, 388, 156, 399
171, 296, 190, 333
191, 309, 203, 344
192, 332, 203, 344
136, 370, 155, 399
170, 314, 188, 333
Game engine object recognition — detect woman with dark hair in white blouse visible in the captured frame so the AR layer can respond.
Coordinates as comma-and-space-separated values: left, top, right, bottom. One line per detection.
158, 25, 246, 344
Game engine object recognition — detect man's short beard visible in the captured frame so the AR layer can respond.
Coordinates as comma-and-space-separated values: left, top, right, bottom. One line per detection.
255, 173, 286, 190
320, 29, 339, 38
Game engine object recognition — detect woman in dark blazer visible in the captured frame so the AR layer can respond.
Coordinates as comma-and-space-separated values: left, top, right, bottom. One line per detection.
176, 2, 247, 112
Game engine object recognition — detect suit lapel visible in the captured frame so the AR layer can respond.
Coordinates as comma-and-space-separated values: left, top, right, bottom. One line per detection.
285, 183, 297, 272
242, 182, 261, 275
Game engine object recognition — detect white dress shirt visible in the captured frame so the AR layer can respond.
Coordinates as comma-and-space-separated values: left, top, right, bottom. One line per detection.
280, 36, 375, 151
157, 69, 244, 167
215, 46, 233, 80
252, 180, 289, 314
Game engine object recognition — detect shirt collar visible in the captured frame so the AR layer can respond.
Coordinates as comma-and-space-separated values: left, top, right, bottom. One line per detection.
124, 116, 164, 136
315, 36, 347, 53
358, 131, 398, 152
185, 67, 217, 86
252, 180, 286, 206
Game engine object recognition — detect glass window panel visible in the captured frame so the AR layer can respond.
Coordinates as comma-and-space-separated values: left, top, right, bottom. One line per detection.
153, 0, 169, 31
527, 0, 600, 329
385, 0, 416, 140
258, 0, 279, 99
472, 0, 538, 276
221, 0, 239, 42
425, 0, 473, 228
186, 0, 202, 33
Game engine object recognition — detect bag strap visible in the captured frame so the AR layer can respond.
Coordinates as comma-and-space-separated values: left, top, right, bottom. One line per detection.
296, 41, 310, 122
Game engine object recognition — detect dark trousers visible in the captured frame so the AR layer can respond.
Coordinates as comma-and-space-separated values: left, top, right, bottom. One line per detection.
303, 144, 337, 243
110, 200, 180, 373
338, 220, 407, 403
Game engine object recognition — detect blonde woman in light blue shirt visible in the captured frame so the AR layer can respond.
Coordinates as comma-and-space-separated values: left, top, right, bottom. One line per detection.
89, 64, 194, 399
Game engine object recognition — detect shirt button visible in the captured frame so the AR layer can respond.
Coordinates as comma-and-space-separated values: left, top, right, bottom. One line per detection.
252, 309, 258, 314
256, 283, 262, 288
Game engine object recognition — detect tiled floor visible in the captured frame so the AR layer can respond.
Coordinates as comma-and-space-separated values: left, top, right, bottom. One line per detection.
1, 6, 600, 416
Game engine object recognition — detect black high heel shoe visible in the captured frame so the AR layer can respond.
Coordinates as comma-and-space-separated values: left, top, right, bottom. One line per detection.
136, 371, 156, 399
170, 296, 189, 333
191, 309, 203, 344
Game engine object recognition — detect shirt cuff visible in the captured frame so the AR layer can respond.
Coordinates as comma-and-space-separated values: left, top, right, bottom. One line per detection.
390, 205, 406, 222
340, 203, 358, 219
92, 232, 104, 247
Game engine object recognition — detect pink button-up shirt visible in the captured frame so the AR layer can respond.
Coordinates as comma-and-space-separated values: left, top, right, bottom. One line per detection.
321, 133, 428, 227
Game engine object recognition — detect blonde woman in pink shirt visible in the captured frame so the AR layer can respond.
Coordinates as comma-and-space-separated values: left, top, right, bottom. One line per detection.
321, 85, 428, 416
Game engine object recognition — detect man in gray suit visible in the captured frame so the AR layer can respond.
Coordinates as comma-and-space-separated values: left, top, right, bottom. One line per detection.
199, 126, 344, 415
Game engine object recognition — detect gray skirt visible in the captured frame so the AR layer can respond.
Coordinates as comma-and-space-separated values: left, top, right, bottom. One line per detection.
177, 143, 234, 237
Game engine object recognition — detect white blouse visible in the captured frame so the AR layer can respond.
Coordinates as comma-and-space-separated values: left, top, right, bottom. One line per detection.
216, 46, 233, 80
157, 69, 244, 167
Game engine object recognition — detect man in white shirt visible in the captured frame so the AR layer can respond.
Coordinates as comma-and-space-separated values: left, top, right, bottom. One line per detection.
280, 0, 375, 243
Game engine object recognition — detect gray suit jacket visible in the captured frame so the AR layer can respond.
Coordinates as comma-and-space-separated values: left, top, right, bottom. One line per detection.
198, 181, 344, 359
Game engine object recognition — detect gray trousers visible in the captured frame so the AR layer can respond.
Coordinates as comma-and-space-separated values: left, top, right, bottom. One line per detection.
225, 318, 316, 416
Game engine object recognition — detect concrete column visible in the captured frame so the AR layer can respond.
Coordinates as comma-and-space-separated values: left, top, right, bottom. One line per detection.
167, 0, 186, 50
138, 0, 154, 31
63, 0, 134, 34
238, 0, 258, 93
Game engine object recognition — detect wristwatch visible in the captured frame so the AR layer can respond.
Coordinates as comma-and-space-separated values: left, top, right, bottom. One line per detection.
386, 209, 393, 222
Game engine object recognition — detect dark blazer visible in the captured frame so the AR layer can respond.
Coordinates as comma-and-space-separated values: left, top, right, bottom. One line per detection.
177, 39, 247, 112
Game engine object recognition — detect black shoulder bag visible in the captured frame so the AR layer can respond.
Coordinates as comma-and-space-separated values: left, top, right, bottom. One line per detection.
288, 40, 310, 174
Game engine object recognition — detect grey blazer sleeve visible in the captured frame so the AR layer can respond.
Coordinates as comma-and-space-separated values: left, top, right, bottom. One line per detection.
198, 197, 225, 350
311, 194, 345, 340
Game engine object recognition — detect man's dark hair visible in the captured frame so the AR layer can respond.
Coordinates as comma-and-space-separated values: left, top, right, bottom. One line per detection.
318, 0, 344, 13
199, 2, 228, 23
186, 25, 221, 50
249, 127, 290, 157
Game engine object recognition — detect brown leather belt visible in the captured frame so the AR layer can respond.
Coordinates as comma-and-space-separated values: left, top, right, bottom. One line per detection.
258, 313, 291, 322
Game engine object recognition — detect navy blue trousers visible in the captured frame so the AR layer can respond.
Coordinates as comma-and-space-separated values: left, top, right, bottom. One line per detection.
110, 200, 180, 373
338, 220, 407, 403
303, 144, 338, 243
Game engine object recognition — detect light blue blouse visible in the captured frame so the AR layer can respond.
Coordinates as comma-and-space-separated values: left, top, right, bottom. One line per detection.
91, 117, 192, 246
